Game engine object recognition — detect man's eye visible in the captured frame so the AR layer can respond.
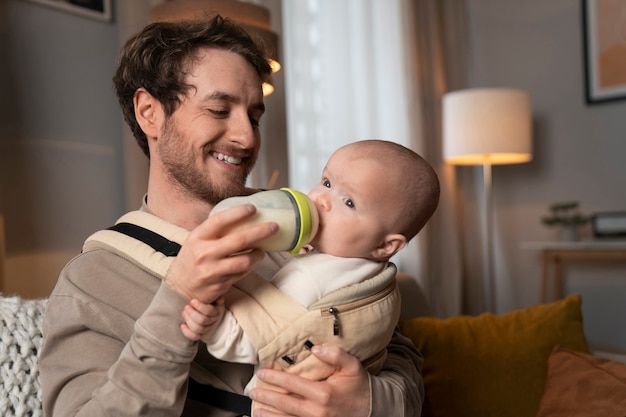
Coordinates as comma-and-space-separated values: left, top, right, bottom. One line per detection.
210, 109, 228, 117
344, 199, 355, 209
249, 116, 260, 127
322, 179, 331, 188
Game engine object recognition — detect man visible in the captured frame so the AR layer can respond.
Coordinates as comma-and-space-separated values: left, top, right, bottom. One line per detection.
39, 15, 424, 417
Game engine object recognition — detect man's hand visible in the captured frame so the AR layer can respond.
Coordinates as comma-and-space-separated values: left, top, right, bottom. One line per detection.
249, 345, 371, 417
165, 203, 277, 303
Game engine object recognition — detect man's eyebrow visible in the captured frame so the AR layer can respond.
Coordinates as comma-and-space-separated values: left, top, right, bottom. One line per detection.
201, 92, 265, 112
201, 91, 237, 103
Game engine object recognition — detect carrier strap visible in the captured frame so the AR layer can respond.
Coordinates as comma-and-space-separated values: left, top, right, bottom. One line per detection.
187, 378, 251, 416
100, 219, 251, 416
108, 222, 182, 256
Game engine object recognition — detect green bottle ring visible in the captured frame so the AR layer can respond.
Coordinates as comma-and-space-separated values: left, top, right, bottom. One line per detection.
281, 188, 316, 254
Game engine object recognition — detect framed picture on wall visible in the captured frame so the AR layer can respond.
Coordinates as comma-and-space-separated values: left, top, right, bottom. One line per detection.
21, 0, 112, 22
582, 0, 626, 103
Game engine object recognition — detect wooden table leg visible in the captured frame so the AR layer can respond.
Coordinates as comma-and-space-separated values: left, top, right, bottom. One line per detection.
553, 256, 563, 301
531, 246, 626, 304
541, 251, 550, 303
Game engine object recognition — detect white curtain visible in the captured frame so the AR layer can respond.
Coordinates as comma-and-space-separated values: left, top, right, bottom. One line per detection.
281, 0, 468, 316
402, 0, 470, 317
282, 0, 411, 192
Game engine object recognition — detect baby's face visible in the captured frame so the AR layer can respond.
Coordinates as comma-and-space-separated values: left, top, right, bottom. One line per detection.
307, 147, 399, 259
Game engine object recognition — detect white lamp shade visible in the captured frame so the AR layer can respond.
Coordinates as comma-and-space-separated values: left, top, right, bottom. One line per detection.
443, 88, 532, 165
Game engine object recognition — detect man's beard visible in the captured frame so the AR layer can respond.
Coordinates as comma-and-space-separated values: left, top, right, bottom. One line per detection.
158, 118, 255, 205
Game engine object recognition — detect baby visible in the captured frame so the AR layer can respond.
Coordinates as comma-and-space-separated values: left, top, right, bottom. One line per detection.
181, 139, 439, 400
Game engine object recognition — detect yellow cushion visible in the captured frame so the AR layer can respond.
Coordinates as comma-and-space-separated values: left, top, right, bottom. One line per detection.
399, 294, 589, 417
536, 346, 626, 417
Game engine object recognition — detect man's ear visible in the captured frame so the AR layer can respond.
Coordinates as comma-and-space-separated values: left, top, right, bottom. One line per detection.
370, 234, 407, 261
134, 87, 162, 139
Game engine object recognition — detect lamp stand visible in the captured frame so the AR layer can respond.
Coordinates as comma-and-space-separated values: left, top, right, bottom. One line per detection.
442, 89, 532, 313
481, 160, 495, 312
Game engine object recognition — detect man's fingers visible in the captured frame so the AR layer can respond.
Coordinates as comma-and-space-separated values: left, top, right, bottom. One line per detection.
202, 203, 257, 233
164, 203, 278, 304
198, 203, 279, 250
249, 376, 311, 417
309, 345, 362, 375
251, 345, 371, 417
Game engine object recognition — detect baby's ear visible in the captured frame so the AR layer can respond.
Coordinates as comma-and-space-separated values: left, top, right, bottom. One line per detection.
371, 234, 407, 261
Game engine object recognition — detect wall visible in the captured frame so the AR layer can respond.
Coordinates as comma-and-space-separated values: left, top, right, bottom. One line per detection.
1, 0, 123, 298
465, 0, 626, 351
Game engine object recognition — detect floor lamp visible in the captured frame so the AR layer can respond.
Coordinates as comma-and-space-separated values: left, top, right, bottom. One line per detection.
442, 88, 532, 312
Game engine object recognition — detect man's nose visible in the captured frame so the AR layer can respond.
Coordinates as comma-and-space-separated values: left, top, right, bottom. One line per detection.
228, 112, 257, 148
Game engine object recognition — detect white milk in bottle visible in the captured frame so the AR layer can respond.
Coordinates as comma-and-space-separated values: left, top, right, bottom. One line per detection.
210, 188, 319, 254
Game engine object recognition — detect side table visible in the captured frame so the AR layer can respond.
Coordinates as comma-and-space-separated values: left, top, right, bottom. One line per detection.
521, 240, 626, 303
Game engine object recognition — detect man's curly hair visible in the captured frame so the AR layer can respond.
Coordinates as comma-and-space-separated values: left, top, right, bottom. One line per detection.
112, 15, 272, 157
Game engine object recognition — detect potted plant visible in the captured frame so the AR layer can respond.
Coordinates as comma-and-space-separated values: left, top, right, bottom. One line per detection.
541, 201, 589, 241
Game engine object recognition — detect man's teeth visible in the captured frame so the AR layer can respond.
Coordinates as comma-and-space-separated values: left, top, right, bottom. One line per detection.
212, 152, 241, 165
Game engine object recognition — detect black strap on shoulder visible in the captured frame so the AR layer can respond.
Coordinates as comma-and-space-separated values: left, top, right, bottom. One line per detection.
107, 221, 251, 415
187, 378, 252, 416
108, 222, 181, 256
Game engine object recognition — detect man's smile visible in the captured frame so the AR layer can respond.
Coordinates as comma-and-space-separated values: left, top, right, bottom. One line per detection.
210, 151, 242, 165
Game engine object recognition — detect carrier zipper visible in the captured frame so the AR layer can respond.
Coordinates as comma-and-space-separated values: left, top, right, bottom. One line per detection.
328, 307, 340, 336
321, 281, 396, 336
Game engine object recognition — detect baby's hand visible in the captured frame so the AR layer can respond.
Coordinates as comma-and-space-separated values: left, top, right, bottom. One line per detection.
181, 297, 225, 341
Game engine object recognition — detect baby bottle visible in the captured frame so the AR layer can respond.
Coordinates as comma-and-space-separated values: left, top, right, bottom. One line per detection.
211, 188, 319, 254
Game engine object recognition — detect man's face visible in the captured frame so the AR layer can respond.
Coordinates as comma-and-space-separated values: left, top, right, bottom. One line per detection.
157, 48, 265, 205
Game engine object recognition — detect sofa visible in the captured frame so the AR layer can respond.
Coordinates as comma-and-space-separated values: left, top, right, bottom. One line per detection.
2, 276, 626, 417
396, 273, 626, 417
0, 295, 46, 417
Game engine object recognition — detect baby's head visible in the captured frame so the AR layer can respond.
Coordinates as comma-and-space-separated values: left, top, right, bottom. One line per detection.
307, 140, 440, 261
